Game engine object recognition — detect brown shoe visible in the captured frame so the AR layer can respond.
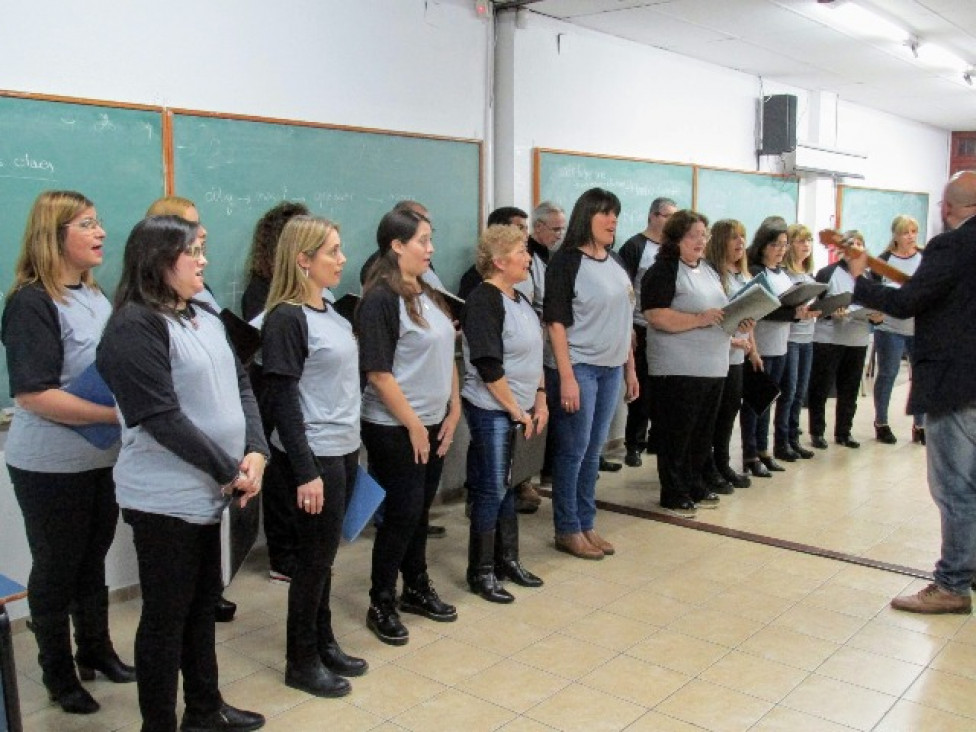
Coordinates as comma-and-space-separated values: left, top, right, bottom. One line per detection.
555, 532, 604, 560
890, 583, 972, 615
515, 481, 542, 514
582, 529, 615, 556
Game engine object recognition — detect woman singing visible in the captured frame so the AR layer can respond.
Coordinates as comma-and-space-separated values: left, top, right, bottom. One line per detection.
97, 216, 268, 732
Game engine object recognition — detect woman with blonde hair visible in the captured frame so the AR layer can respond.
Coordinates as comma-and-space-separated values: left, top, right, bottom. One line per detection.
702, 219, 755, 491
872, 214, 925, 444
262, 216, 368, 695
461, 224, 547, 602
774, 224, 820, 461
2, 191, 133, 715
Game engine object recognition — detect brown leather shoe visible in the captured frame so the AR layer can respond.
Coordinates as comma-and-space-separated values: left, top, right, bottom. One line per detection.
582, 529, 615, 556
554, 532, 604, 560
515, 481, 542, 514
890, 583, 972, 615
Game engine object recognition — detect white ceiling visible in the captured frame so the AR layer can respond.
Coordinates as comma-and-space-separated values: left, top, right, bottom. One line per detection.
519, 0, 976, 130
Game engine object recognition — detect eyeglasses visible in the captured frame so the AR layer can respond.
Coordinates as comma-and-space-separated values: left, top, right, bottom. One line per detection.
63, 217, 103, 231
770, 241, 789, 248
184, 243, 207, 259
654, 211, 674, 219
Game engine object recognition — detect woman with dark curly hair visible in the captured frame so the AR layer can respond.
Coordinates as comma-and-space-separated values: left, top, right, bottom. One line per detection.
643, 210, 732, 517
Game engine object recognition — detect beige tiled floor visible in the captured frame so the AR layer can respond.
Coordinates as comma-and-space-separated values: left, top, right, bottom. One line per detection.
13, 377, 976, 731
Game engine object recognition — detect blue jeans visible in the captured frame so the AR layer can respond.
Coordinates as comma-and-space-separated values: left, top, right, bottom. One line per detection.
775, 341, 813, 446
928, 406, 976, 595
545, 364, 622, 535
740, 354, 786, 459
874, 330, 923, 427
462, 401, 517, 533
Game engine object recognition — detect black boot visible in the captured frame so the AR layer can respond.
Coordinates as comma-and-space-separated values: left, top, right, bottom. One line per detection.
366, 593, 409, 646
316, 573, 368, 677
71, 588, 136, 684
466, 529, 514, 604
31, 612, 100, 714
400, 573, 457, 622
285, 611, 350, 698
494, 514, 543, 588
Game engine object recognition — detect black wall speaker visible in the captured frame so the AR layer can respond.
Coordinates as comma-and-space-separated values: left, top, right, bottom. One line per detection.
759, 94, 797, 155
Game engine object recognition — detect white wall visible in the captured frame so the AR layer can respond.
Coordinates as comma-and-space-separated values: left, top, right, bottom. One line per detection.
1, 0, 490, 139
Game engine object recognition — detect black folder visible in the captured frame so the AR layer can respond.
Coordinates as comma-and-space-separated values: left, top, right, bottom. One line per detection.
742, 364, 781, 415
219, 309, 262, 364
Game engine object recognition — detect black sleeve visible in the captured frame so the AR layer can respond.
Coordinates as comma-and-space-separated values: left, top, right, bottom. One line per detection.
814, 263, 838, 285
356, 285, 400, 373
96, 305, 240, 484
542, 249, 582, 326
261, 305, 309, 379
265, 374, 318, 485
241, 276, 270, 322
1, 286, 63, 396
457, 265, 483, 300
619, 235, 644, 282
236, 349, 268, 459
461, 283, 506, 383
641, 258, 678, 311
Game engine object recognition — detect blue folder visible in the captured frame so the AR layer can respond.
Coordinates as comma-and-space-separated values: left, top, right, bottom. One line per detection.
342, 467, 386, 542
62, 364, 121, 449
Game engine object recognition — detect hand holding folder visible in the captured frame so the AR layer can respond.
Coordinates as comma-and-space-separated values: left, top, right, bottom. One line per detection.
63, 363, 121, 449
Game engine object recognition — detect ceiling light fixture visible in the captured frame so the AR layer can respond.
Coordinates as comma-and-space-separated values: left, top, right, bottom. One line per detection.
816, 1, 909, 43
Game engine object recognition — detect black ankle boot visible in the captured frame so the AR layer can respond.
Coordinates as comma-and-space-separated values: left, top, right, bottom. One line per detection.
467, 529, 514, 603
366, 595, 409, 646
319, 640, 369, 677
72, 588, 136, 684
285, 657, 351, 698
32, 612, 100, 714
400, 573, 457, 622
789, 441, 815, 459
494, 514, 543, 588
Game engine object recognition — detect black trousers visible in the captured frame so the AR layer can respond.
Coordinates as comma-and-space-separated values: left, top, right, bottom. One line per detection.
362, 421, 444, 602
268, 447, 356, 664
650, 375, 724, 506
808, 343, 868, 439
123, 509, 222, 732
8, 465, 117, 617
711, 363, 743, 471
625, 325, 654, 451
253, 364, 299, 576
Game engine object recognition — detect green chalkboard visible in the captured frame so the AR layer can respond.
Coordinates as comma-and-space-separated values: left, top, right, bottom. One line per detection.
172, 114, 482, 307
534, 149, 694, 240
695, 167, 799, 238
0, 95, 165, 406
838, 185, 929, 255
